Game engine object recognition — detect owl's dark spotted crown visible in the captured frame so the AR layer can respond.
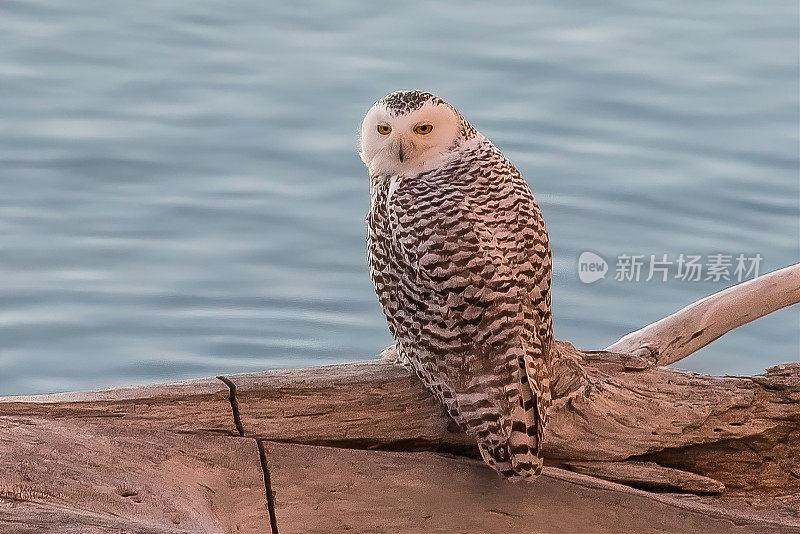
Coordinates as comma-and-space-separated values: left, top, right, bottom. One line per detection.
378, 90, 445, 116
376, 90, 477, 142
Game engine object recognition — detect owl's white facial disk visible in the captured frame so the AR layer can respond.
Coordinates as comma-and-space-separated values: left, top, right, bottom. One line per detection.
359, 101, 461, 177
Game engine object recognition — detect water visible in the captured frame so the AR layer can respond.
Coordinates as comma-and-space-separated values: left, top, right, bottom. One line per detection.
1, 1, 797, 395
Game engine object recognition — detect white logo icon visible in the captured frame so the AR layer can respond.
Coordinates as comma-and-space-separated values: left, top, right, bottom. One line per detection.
578, 251, 608, 284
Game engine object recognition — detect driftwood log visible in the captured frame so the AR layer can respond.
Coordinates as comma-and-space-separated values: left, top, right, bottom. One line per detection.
0, 264, 798, 533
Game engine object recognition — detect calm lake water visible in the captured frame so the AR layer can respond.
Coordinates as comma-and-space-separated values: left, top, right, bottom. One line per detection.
1, 2, 798, 395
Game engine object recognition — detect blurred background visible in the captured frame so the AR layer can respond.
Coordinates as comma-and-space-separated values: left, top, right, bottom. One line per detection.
1, 1, 797, 395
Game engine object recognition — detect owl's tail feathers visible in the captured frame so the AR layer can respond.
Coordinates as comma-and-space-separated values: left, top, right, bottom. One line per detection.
474, 388, 544, 481
475, 419, 543, 482
476, 441, 518, 479
506, 382, 544, 480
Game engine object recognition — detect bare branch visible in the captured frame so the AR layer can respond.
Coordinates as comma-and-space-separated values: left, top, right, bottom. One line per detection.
605, 263, 800, 365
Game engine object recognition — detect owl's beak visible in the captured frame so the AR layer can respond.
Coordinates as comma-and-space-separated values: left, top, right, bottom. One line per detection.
395, 138, 413, 163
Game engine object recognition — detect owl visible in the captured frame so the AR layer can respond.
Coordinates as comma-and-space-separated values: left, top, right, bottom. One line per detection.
360, 90, 553, 480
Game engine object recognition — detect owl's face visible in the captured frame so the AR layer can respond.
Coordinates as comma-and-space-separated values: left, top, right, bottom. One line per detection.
360, 91, 462, 177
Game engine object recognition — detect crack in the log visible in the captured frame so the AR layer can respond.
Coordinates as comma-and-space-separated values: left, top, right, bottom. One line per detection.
687, 328, 708, 342
487, 508, 522, 518
216, 376, 245, 437
559, 461, 725, 495
258, 440, 280, 534
253, 437, 481, 457
217, 376, 280, 534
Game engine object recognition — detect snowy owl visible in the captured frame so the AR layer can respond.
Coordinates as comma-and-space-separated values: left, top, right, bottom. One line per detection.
361, 90, 553, 479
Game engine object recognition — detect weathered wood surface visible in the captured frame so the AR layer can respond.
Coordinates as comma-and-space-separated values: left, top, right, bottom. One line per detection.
266, 443, 797, 534
2, 353, 797, 531
1, 264, 798, 532
3, 427, 796, 533
0, 377, 233, 434
0, 417, 270, 533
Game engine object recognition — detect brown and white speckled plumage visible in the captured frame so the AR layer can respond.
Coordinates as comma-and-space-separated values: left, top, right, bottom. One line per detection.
361, 90, 552, 479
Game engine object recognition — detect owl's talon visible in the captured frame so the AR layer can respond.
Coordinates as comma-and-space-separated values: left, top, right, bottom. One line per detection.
380, 345, 413, 369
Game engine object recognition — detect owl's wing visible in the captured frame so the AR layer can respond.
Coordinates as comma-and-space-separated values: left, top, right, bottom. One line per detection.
386, 172, 550, 478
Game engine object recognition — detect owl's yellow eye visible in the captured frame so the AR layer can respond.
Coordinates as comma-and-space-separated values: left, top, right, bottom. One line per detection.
377, 124, 391, 135
414, 124, 433, 135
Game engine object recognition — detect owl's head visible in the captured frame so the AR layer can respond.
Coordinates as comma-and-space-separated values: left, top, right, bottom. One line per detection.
359, 90, 474, 176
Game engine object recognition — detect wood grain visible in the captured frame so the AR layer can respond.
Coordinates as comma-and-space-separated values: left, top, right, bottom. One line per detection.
265, 442, 798, 534
0, 416, 270, 533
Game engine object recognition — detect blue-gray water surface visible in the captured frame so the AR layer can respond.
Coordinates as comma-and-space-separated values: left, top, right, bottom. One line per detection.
1, 2, 798, 395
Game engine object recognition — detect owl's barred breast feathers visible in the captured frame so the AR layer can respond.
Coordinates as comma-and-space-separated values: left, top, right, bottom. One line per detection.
362, 90, 552, 480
